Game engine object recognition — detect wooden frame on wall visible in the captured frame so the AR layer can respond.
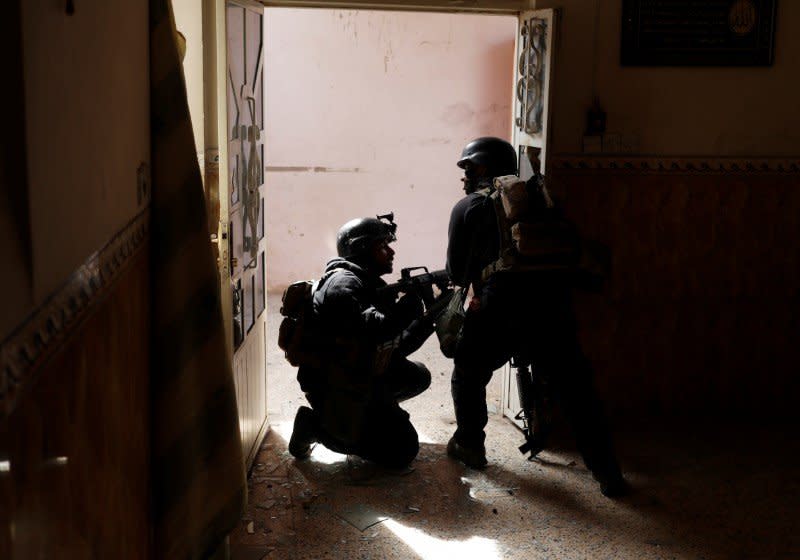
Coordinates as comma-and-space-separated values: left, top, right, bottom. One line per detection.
621, 0, 777, 66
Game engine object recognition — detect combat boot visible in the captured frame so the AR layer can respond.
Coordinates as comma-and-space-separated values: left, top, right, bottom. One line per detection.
447, 436, 488, 469
288, 406, 318, 460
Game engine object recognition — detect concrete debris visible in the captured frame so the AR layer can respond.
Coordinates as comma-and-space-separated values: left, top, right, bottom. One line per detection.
405, 505, 421, 513
469, 487, 519, 499
335, 504, 389, 531
298, 489, 318, 510
256, 499, 277, 510
246, 521, 255, 534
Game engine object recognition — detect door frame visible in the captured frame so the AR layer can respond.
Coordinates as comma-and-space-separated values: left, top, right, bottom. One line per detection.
203, 0, 548, 441
256, 0, 533, 14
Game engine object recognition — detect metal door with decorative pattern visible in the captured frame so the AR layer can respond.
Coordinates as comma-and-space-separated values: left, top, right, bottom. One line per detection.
502, 8, 558, 429
226, 0, 268, 467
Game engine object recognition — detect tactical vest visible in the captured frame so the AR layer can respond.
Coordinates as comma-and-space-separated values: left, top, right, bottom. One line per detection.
479, 174, 580, 284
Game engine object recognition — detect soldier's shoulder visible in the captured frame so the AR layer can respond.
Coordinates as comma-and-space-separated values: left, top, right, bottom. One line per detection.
451, 192, 488, 214
326, 268, 364, 289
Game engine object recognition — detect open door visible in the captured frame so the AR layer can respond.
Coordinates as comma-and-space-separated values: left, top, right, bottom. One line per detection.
225, 0, 269, 468
502, 8, 558, 430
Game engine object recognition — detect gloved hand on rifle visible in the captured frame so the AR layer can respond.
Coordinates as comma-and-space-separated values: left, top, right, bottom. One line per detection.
394, 288, 454, 357
392, 291, 425, 327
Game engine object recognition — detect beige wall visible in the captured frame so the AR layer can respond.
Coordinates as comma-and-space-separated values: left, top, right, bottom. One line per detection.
21, 0, 150, 302
173, 0, 206, 160
265, 9, 516, 289
538, 0, 800, 156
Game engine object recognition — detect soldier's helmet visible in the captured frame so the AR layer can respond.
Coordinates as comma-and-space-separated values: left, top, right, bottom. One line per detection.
336, 213, 397, 259
457, 137, 517, 178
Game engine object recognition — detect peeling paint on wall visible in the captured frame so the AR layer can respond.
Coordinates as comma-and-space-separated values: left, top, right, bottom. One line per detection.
266, 166, 363, 173
264, 9, 516, 290
441, 103, 475, 126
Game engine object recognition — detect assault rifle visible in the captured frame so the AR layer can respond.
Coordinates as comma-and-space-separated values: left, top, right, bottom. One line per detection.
513, 353, 552, 460
379, 267, 451, 308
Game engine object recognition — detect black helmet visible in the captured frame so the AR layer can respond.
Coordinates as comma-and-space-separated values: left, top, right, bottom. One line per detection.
336, 212, 398, 259
457, 137, 517, 177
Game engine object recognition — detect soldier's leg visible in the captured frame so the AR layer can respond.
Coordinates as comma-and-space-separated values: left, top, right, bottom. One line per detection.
355, 404, 420, 468
450, 309, 510, 449
384, 356, 431, 403
538, 327, 627, 495
450, 361, 495, 447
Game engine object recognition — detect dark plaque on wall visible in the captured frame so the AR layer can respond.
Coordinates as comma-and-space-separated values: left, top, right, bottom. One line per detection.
621, 0, 777, 66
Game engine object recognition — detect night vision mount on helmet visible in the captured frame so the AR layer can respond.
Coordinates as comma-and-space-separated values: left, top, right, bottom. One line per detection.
336, 212, 398, 260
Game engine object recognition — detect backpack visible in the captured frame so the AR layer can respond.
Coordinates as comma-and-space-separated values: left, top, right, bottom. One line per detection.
278, 270, 336, 367
479, 174, 610, 291
478, 174, 579, 283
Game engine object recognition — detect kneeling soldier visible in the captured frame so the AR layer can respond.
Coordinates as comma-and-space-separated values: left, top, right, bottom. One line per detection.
288, 213, 435, 468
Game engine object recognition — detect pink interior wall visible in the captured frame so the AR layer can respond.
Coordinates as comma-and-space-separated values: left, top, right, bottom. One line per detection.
264, 9, 515, 290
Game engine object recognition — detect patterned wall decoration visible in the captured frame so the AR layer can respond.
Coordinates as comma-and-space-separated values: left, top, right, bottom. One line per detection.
550, 156, 800, 420
0, 210, 149, 420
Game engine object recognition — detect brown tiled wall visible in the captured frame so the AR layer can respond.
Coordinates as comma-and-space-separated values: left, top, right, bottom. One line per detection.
0, 245, 150, 558
554, 166, 800, 420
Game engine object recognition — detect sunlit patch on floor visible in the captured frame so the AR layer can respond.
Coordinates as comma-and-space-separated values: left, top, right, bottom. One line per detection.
309, 445, 347, 464
384, 519, 500, 560
416, 430, 437, 444
272, 421, 347, 464
272, 421, 294, 442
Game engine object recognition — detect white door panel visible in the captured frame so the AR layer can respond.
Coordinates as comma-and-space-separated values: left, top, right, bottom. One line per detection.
226, 0, 268, 469
502, 8, 558, 429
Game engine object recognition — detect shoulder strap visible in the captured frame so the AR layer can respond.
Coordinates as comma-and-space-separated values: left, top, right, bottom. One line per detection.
311, 268, 340, 297
479, 189, 518, 284
462, 188, 494, 292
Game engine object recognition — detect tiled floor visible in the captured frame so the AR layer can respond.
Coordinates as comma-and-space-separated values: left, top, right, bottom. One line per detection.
229, 295, 800, 559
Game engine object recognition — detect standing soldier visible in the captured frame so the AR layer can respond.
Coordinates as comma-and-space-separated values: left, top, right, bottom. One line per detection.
445, 137, 629, 497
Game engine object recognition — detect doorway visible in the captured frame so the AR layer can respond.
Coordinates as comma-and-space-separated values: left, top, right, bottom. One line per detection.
261, 7, 517, 423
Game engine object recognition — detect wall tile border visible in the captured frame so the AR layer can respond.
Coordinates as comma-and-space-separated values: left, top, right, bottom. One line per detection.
551, 155, 800, 174
0, 209, 149, 418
